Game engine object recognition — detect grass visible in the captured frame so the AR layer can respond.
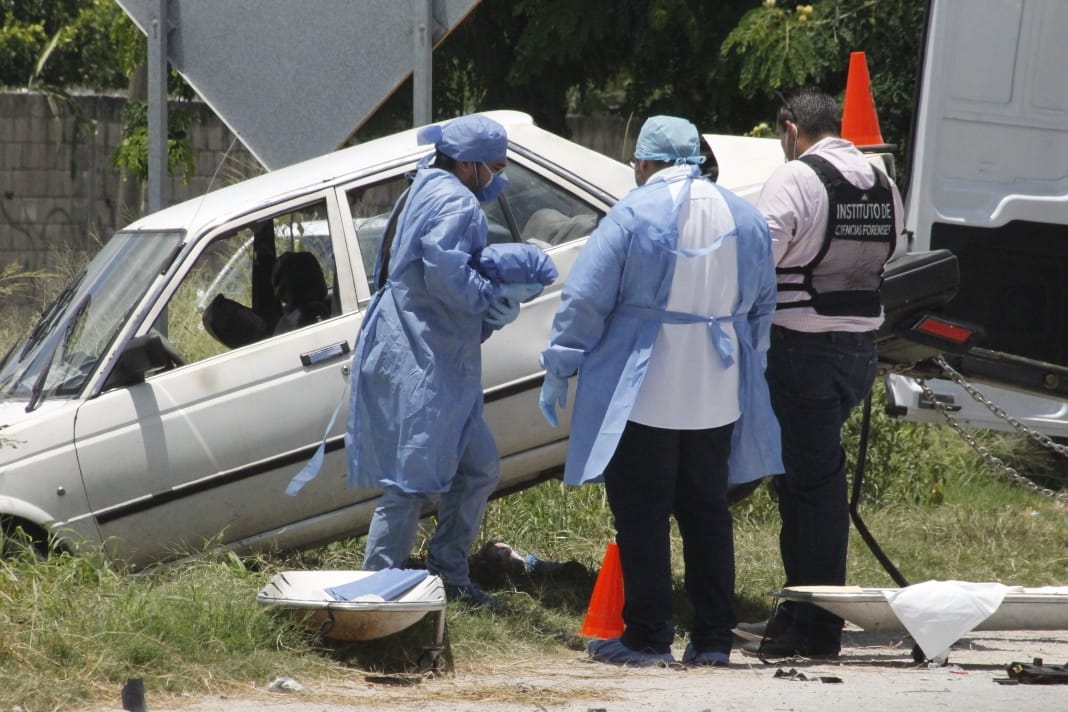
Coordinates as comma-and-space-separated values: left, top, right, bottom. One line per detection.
1, 261, 1066, 710
1, 425, 1064, 710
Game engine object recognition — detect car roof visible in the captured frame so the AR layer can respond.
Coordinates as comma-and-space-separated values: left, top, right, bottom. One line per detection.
122, 110, 584, 237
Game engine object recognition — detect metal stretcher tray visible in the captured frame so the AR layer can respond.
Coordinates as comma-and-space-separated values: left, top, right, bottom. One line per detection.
776, 585, 1068, 633
257, 569, 447, 651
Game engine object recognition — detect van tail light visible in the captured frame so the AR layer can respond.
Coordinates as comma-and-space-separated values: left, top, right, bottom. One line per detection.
901, 313, 983, 354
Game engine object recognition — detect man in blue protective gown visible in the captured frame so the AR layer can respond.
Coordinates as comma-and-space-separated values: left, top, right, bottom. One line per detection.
346, 114, 545, 610
539, 116, 781, 666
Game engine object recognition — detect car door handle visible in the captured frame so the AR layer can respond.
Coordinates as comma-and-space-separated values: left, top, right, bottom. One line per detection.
300, 341, 351, 367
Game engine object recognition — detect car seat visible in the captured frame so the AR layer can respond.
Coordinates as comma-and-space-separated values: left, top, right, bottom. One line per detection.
271, 251, 331, 334
202, 293, 269, 348
522, 208, 598, 246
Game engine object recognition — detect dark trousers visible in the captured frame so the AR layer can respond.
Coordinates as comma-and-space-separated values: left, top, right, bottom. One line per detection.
765, 325, 878, 642
603, 419, 735, 655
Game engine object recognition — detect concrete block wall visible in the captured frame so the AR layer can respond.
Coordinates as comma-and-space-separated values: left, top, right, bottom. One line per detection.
0, 91, 262, 279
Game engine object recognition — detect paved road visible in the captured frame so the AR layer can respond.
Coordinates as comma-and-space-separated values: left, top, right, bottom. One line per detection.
121, 627, 1068, 712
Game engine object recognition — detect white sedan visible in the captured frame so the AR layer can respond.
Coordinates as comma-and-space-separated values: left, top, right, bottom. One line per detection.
0, 111, 781, 567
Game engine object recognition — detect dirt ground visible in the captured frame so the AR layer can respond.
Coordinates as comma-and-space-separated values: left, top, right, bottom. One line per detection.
96, 627, 1068, 712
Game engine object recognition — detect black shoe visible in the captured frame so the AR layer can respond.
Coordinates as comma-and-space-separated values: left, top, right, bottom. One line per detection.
739, 634, 840, 661
732, 620, 767, 642
732, 613, 790, 642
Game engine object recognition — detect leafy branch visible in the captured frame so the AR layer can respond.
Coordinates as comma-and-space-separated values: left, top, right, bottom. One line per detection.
720, 0, 881, 98
112, 100, 197, 184
27, 29, 97, 180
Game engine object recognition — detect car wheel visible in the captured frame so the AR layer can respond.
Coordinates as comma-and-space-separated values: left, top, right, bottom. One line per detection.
0, 518, 49, 561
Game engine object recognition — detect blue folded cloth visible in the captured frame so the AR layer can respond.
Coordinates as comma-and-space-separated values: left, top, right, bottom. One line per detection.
325, 569, 430, 601
474, 243, 559, 287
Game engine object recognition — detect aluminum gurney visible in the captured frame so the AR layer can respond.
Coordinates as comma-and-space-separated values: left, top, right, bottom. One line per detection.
775, 584, 1068, 633
257, 569, 447, 671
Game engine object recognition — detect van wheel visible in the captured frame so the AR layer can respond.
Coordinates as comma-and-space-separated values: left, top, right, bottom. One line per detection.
0, 519, 49, 561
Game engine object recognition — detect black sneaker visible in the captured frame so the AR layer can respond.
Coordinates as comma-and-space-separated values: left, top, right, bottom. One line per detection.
444, 582, 502, 611
740, 634, 840, 661
732, 620, 770, 642
732, 614, 789, 642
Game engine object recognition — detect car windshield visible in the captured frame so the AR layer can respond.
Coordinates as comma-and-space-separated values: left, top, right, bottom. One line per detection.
0, 230, 184, 406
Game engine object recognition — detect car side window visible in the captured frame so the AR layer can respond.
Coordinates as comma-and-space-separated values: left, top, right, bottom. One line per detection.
347, 175, 411, 292
489, 162, 603, 248
151, 200, 336, 365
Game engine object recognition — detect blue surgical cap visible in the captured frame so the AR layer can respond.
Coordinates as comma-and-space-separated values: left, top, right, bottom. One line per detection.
416, 114, 508, 163
634, 115, 706, 166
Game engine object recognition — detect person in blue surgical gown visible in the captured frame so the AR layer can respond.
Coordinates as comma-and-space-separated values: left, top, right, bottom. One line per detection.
539, 116, 782, 665
346, 114, 547, 610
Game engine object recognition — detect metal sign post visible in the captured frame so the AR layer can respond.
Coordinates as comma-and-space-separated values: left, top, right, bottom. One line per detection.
413, 0, 432, 126
146, 0, 169, 212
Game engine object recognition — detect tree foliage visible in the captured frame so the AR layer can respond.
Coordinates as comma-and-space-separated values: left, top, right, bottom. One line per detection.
422, 0, 925, 152
0, 0, 130, 90
4, 0, 928, 179
721, 0, 927, 156
721, 2, 832, 96
0, 1, 200, 183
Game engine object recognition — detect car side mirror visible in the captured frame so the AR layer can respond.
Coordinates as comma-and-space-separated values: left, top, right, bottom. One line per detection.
102, 332, 176, 391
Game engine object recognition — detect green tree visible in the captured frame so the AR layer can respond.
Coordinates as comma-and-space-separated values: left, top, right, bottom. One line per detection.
412, 0, 924, 157
721, 0, 928, 164
1, 0, 198, 187
357, 0, 651, 140
440, 0, 644, 135
0, 0, 129, 90
359, 0, 765, 143
6, 0, 927, 182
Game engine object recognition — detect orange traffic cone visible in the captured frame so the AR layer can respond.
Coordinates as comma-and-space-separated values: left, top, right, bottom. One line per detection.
841, 51, 890, 149
579, 541, 625, 638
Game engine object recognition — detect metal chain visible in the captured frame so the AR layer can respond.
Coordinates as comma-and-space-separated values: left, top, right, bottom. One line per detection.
932, 356, 1068, 458
912, 355, 1068, 503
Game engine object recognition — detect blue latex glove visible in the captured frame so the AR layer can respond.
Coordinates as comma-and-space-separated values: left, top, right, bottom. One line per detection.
539, 371, 568, 428
484, 297, 520, 328
497, 281, 545, 303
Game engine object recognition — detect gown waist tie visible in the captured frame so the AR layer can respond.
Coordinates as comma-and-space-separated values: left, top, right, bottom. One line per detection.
616, 303, 742, 368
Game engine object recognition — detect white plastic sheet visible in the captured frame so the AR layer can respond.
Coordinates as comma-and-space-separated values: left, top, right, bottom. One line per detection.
883, 580, 1011, 660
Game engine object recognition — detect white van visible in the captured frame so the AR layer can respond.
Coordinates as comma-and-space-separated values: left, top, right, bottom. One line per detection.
884, 0, 1068, 442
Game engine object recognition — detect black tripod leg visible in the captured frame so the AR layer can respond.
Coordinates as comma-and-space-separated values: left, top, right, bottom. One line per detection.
850, 393, 928, 662
849, 392, 909, 588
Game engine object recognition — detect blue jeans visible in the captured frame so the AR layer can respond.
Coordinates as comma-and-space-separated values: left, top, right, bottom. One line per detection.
765, 325, 878, 643
603, 420, 735, 656
363, 417, 499, 587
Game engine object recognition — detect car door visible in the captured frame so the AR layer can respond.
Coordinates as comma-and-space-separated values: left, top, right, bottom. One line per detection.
72, 194, 375, 567
477, 160, 605, 459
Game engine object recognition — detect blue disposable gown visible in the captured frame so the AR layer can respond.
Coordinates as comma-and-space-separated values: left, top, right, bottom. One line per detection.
346, 167, 500, 494
540, 166, 783, 486
285, 208, 557, 497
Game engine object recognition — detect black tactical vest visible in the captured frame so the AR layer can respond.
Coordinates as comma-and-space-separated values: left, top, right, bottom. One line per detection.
776, 154, 896, 317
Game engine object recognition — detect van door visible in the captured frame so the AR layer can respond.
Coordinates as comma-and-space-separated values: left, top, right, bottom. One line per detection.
888, 0, 1068, 434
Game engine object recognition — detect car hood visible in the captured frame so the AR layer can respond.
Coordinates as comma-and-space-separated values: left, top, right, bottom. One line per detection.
0, 399, 75, 429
